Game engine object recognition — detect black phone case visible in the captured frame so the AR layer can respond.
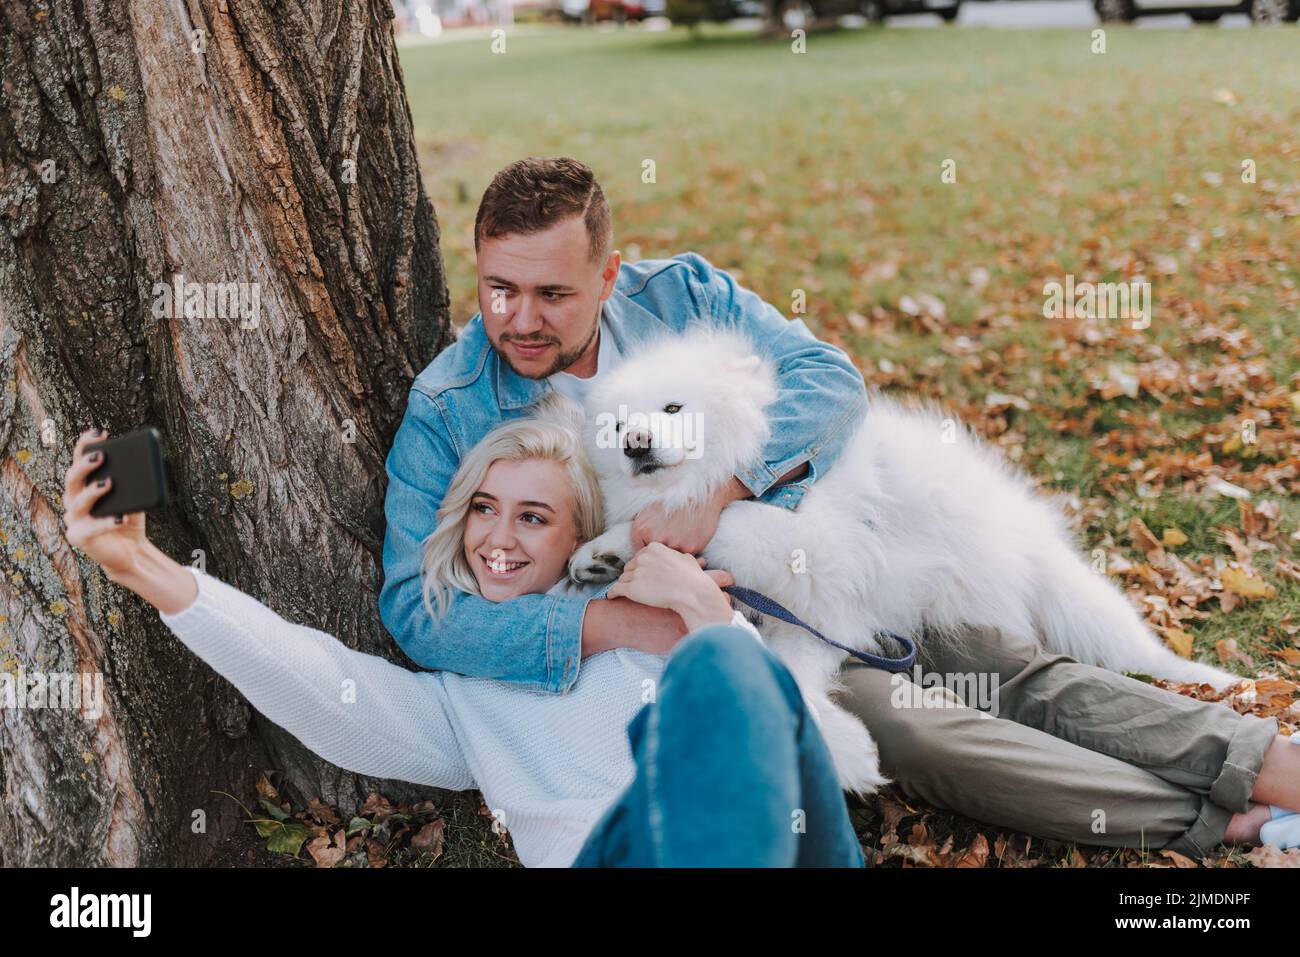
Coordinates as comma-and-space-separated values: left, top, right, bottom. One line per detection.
86, 428, 169, 518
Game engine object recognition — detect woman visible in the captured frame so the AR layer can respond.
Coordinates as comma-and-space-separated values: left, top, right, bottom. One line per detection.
61, 414, 865, 868
62, 405, 1300, 866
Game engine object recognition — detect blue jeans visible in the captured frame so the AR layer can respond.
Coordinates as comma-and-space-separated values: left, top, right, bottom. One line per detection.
571, 625, 867, 867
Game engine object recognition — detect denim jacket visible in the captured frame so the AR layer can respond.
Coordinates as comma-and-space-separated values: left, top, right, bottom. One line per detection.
379, 251, 869, 693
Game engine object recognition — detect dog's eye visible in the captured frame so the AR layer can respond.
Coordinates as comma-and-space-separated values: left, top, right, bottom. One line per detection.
663, 403, 682, 414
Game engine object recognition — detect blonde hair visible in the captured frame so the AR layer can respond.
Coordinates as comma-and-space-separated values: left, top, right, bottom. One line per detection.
420, 391, 603, 623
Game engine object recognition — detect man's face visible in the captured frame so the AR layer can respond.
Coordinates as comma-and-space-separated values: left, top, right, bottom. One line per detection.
477, 214, 620, 379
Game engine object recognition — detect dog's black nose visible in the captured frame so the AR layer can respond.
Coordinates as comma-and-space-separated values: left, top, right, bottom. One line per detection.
623, 431, 652, 459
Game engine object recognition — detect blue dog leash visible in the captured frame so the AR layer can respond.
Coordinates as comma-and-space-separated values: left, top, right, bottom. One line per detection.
721, 584, 917, 673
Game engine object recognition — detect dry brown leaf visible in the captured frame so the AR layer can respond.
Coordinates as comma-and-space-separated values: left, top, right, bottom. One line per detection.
883, 842, 939, 867
307, 830, 346, 868
1274, 559, 1300, 585
877, 792, 916, 847
1159, 849, 1199, 868
1215, 638, 1256, 668
1247, 844, 1300, 868
936, 835, 954, 860
1129, 517, 1166, 559
1255, 678, 1298, 695
953, 833, 990, 868
411, 818, 446, 857
307, 797, 341, 826
1222, 566, 1277, 600
1159, 626, 1194, 658
1220, 529, 1258, 566
360, 792, 396, 821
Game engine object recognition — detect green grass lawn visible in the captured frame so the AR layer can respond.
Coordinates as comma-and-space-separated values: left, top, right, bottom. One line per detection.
392, 23, 1300, 866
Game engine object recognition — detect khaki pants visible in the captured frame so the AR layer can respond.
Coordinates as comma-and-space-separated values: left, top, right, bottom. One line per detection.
833, 624, 1279, 858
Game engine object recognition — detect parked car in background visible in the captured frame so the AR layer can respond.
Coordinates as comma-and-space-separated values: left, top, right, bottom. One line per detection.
778, 0, 961, 22
561, 0, 662, 20
1094, 0, 1298, 21
623, 0, 667, 17
858, 0, 962, 21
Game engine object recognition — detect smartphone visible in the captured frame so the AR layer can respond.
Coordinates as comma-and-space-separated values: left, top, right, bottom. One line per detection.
86, 428, 169, 518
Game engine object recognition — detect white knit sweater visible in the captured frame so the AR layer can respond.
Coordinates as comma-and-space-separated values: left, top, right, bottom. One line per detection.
158, 566, 763, 868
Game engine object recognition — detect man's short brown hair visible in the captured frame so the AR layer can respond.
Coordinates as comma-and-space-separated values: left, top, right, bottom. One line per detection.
474, 157, 613, 265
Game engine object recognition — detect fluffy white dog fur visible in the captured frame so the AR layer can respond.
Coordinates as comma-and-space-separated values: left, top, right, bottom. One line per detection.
562, 324, 1240, 797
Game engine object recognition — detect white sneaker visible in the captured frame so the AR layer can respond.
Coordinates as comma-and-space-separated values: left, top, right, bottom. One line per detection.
1259, 735, 1300, 847
1260, 813, 1300, 850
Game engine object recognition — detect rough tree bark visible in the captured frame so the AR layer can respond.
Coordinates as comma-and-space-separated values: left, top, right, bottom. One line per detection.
0, 0, 452, 865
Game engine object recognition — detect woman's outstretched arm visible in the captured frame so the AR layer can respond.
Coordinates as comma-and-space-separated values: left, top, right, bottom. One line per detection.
62, 428, 476, 792
160, 565, 475, 791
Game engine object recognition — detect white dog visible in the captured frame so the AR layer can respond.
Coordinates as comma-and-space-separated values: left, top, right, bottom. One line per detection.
565, 324, 1240, 797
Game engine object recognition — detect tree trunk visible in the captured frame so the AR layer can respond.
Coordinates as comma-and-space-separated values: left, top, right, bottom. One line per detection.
758, 0, 786, 36
0, 0, 452, 865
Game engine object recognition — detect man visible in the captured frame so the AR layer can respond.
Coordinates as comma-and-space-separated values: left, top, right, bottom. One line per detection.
379, 156, 869, 692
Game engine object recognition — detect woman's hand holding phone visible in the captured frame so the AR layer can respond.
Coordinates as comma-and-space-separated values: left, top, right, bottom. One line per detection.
605, 541, 736, 634
64, 429, 148, 578
63, 428, 197, 615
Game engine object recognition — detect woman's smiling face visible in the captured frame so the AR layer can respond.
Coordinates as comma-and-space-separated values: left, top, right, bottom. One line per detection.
463, 458, 582, 600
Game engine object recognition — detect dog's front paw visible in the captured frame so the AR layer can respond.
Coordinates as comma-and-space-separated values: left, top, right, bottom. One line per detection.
568, 542, 627, 585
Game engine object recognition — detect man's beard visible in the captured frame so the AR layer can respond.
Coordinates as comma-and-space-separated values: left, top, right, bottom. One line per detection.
497, 309, 600, 379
